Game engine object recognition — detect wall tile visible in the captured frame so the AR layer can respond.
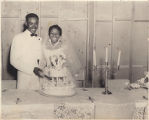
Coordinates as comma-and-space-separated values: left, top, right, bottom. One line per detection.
59, 1, 87, 19
134, 1, 149, 20
113, 1, 132, 19
95, 1, 112, 20
19, 2, 39, 20
132, 22, 148, 65
95, 22, 112, 65
113, 21, 131, 65
40, 1, 59, 18
2, 18, 20, 80
1, 2, 20, 18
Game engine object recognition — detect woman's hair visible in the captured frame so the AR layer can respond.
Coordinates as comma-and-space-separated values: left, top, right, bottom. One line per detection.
48, 25, 62, 36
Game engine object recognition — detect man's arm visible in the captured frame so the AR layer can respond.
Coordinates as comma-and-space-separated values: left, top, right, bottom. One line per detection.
38, 44, 47, 69
10, 35, 35, 75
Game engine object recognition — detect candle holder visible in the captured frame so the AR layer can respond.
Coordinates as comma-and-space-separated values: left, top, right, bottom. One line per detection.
102, 62, 112, 95
91, 61, 120, 92
102, 62, 120, 95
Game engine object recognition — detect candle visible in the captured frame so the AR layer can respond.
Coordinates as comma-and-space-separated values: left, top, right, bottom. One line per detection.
117, 50, 121, 66
147, 38, 149, 71
93, 48, 97, 66
105, 47, 108, 63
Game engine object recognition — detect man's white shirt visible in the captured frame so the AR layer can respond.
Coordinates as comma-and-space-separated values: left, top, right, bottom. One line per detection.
10, 30, 43, 90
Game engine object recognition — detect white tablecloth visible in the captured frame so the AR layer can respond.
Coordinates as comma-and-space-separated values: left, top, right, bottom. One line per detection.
2, 79, 148, 119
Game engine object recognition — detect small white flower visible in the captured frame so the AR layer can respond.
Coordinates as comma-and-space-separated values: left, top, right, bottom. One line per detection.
137, 78, 145, 84
130, 83, 140, 89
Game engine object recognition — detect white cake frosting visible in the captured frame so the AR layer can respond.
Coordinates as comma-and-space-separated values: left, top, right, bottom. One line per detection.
49, 67, 67, 77
41, 66, 76, 96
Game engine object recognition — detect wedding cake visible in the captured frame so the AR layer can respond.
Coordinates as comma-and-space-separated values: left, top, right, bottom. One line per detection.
40, 50, 76, 97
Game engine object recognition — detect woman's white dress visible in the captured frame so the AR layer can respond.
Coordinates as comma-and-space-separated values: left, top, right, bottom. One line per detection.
40, 39, 76, 96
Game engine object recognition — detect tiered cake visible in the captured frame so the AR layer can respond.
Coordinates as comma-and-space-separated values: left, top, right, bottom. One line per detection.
41, 52, 76, 96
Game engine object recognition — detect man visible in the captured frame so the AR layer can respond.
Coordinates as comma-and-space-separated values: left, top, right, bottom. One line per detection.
10, 13, 44, 90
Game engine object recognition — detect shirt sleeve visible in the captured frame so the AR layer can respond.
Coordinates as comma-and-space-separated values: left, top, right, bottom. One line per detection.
10, 35, 35, 75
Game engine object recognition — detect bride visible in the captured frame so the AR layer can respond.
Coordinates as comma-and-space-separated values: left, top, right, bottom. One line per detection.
39, 25, 82, 96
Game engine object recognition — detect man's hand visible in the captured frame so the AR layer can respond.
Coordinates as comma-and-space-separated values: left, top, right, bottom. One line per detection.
33, 67, 44, 78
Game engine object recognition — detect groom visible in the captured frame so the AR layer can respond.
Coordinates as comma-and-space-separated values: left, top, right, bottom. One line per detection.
10, 13, 44, 90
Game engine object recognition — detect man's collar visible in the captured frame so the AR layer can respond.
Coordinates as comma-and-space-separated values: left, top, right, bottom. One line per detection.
24, 29, 31, 36
24, 29, 37, 37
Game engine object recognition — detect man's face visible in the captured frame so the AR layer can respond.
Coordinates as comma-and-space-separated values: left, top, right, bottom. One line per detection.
49, 28, 60, 44
26, 17, 38, 34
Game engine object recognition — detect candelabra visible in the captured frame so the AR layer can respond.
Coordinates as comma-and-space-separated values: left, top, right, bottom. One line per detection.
102, 61, 121, 95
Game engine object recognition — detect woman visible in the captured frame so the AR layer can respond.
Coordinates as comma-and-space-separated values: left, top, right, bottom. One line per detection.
39, 25, 82, 96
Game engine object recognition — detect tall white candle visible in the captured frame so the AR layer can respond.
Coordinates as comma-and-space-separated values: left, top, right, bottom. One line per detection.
147, 38, 149, 71
93, 48, 97, 66
105, 47, 108, 63
117, 50, 121, 66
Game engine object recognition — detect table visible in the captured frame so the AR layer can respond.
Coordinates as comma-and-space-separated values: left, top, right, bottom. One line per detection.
2, 79, 148, 119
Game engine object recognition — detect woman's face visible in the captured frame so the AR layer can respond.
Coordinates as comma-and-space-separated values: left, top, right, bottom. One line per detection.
49, 28, 60, 44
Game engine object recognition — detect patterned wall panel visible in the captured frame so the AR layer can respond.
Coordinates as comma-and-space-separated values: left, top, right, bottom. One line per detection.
134, 2, 149, 20
1, 2, 20, 18
113, 1, 132, 19
19, 2, 39, 21
113, 21, 131, 65
2, 18, 20, 80
95, 22, 112, 65
132, 22, 148, 81
95, 1, 112, 20
59, 1, 87, 19
113, 21, 131, 79
40, 1, 59, 18
132, 22, 148, 65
